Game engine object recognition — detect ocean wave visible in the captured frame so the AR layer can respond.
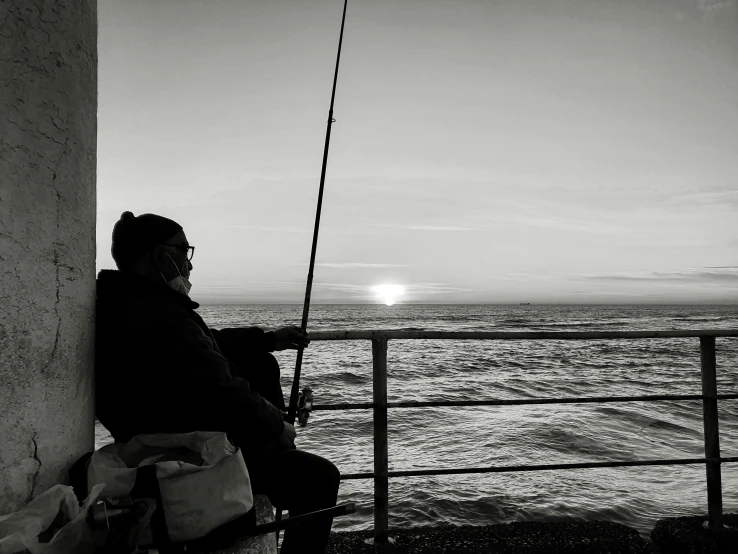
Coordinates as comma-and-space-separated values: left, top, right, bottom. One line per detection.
498, 318, 532, 325
328, 370, 369, 385
670, 316, 735, 322
531, 426, 633, 461
533, 321, 630, 328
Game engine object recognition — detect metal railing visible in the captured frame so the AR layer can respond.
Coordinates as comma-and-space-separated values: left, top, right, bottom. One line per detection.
308, 329, 738, 545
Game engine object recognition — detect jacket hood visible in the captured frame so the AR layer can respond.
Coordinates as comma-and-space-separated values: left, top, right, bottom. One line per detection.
96, 269, 199, 309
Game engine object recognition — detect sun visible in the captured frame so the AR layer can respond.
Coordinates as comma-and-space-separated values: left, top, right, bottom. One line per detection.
372, 284, 405, 306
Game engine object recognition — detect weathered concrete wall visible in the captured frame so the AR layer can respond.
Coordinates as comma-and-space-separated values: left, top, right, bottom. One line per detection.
0, 0, 97, 514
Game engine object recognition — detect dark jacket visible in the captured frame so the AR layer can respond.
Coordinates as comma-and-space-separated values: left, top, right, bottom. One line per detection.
95, 270, 285, 450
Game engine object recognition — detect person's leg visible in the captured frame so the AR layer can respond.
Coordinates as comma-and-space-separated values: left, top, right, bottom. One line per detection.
248, 450, 340, 554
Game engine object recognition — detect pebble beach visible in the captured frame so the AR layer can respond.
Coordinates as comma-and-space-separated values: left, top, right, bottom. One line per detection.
326, 513, 738, 553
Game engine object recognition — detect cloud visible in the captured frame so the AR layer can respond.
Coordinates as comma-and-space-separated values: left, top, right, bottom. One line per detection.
661, 190, 738, 208
302, 281, 474, 299
583, 267, 738, 283
485, 213, 625, 234
195, 280, 303, 290
316, 262, 413, 268
311, 282, 373, 293
405, 225, 478, 231
215, 225, 307, 233
568, 291, 654, 297
686, 272, 738, 283
585, 274, 672, 282
364, 223, 479, 232
403, 282, 474, 294
195, 280, 470, 299
496, 272, 570, 282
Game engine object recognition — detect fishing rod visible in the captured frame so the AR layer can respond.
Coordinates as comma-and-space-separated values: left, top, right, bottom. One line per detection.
287, 0, 349, 426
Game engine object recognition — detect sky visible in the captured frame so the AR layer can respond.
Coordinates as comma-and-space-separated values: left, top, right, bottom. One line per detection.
97, 0, 738, 304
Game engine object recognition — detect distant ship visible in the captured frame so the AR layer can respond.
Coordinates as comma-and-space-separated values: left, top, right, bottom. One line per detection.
519, 302, 531, 305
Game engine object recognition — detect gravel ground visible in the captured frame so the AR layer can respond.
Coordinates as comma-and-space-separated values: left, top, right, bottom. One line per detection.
327, 521, 654, 553
651, 513, 738, 554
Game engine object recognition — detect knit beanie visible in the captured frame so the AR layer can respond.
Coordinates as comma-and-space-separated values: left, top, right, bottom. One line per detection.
111, 211, 183, 269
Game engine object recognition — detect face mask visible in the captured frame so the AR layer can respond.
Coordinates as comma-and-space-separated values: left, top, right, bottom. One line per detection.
161, 252, 192, 296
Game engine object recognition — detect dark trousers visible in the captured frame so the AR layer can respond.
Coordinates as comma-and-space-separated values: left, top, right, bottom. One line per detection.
234, 353, 340, 554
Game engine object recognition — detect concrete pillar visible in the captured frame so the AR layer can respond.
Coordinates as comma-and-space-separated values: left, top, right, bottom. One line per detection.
0, 0, 97, 514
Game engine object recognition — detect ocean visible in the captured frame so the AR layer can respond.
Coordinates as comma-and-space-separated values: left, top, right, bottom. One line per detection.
95, 304, 738, 538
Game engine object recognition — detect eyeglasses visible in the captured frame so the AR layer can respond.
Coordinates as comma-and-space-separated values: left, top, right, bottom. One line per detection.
162, 243, 195, 261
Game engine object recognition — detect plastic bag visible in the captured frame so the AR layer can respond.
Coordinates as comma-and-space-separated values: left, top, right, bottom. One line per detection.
87, 431, 252, 543
0, 483, 105, 554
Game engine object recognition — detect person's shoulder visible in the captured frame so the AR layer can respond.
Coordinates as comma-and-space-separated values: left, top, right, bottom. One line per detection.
129, 294, 192, 322
97, 270, 193, 319
99, 291, 190, 328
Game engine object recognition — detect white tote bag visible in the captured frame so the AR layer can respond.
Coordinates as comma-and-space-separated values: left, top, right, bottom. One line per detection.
87, 431, 253, 544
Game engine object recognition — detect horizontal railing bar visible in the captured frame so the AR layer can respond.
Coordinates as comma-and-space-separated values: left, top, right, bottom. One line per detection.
312, 394, 738, 411
389, 457, 738, 478
341, 472, 375, 480
388, 459, 706, 478
310, 330, 738, 341
387, 395, 704, 408
339, 457, 738, 480
313, 402, 375, 410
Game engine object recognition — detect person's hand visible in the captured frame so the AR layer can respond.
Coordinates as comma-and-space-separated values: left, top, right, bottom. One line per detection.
273, 326, 310, 351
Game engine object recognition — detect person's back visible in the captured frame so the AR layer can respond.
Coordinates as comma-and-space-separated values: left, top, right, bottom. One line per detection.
96, 268, 286, 445
95, 211, 340, 553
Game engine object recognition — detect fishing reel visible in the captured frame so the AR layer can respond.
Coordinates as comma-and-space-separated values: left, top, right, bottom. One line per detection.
296, 386, 313, 427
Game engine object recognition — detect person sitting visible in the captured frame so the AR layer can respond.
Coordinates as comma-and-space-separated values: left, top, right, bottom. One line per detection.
95, 211, 340, 554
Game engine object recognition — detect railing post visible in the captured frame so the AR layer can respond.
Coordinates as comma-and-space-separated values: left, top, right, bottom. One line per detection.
372, 336, 389, 547
699, 336, 723, 530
